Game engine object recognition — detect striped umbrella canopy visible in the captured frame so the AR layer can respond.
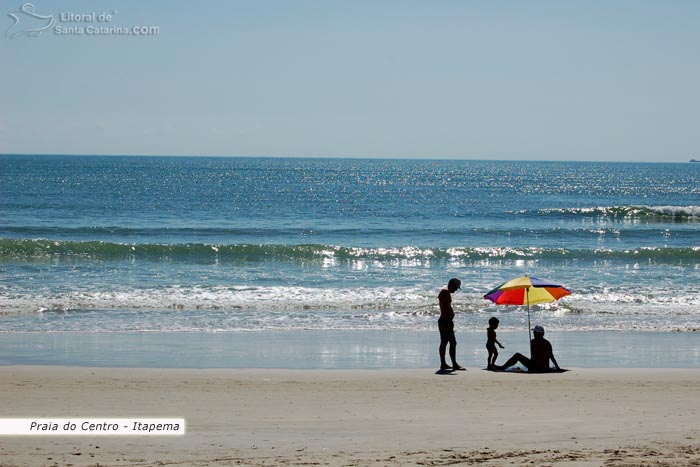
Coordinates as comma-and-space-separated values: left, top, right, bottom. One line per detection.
484, 275, 571, 339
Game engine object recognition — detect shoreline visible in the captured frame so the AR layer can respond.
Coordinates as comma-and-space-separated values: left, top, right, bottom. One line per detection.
2, 329, 700, 369
1, 366, 699, 466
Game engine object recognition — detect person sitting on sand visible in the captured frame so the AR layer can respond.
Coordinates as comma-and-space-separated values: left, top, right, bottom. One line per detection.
486, 317, 505, 370
438, 278, 465, 371
495, 325, 561, 373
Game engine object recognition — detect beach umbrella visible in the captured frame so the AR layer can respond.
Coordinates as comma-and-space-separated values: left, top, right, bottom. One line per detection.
483, 275, 571, 340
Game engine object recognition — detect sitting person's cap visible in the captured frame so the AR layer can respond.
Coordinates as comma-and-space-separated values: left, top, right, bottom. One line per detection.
532, 325, 545, 333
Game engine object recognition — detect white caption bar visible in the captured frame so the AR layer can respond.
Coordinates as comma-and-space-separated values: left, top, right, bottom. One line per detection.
0, 418, 185, 435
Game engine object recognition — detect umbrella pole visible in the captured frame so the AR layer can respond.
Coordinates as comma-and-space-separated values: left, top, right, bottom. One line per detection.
527, 288, 532, 342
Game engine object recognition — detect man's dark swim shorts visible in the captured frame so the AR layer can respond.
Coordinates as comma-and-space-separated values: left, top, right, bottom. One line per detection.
438, 317, 455, 341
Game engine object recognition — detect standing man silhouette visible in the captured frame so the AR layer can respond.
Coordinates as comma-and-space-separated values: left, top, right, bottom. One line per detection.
438, 278, 465, 371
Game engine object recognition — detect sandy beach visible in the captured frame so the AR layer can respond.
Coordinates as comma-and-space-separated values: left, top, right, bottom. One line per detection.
1, 366, 699, 466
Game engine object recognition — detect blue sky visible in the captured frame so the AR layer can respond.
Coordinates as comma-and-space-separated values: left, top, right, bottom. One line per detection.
1, 0, 698, 161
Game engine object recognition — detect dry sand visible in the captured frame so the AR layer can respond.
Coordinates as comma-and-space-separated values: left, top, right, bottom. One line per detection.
1, 366, 700, 466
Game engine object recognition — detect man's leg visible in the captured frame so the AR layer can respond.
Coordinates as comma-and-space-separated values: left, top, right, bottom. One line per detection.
439, 338, 449, 369
438, 319, 451, 369
449, 337, 465, 370
496, 352, 531, 371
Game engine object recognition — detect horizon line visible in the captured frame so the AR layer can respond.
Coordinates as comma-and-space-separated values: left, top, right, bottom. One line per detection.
0, 153, 693, 164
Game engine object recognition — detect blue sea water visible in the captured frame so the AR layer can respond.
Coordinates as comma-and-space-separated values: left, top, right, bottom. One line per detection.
1, 155, 700, 367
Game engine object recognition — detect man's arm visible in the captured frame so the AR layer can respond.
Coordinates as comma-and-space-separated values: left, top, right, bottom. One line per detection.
549, 343, 561, 371
550, 354, 561, 371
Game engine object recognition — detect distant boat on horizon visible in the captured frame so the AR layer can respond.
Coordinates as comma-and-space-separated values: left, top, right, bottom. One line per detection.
691, 159, 699, 163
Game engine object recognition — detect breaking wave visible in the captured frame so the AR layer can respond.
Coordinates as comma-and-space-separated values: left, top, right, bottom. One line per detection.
531, 205, 700, 221
2, 239, 699, 264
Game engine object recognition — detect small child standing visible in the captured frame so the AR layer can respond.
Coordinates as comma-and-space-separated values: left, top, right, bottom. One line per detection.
486, 317, 505, 370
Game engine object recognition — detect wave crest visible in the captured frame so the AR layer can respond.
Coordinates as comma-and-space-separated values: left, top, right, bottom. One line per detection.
2, 239, 700, 264
535, 205, 700, 221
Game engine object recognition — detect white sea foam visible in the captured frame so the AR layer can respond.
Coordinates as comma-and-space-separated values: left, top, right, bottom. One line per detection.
647, 205, 700, 219
0, 285, 437, 315
2, 285, 700, 333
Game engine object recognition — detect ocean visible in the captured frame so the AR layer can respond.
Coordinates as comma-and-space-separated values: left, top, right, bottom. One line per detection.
1, 155, 699, 368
